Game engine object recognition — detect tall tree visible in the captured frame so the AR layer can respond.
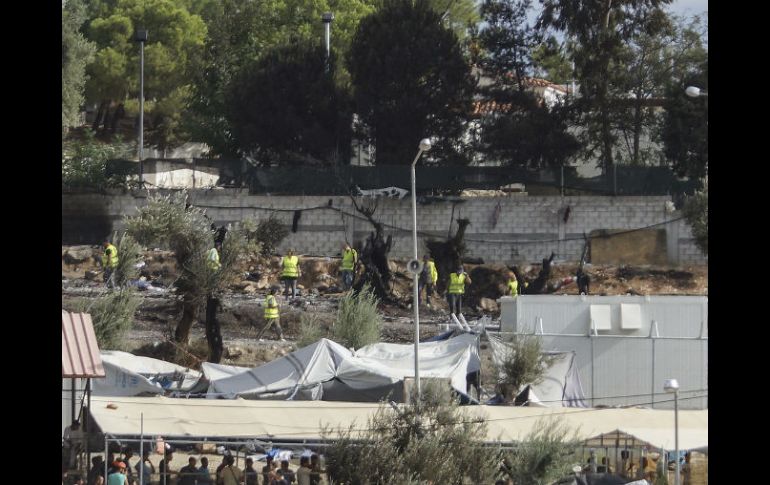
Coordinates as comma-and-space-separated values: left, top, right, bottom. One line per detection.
348, 0, 476, 165
537, 0, 673, 174
475, 0, 580, 169
531, 36, 572, 84
84, 0, 206, 148
62, 0, 96, 135
188, 0, 376, 156
225, 43, 352, 165
426, 0, 481, 39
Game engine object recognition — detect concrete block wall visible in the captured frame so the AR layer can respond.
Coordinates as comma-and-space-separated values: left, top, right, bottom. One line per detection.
62, 189, 707, 265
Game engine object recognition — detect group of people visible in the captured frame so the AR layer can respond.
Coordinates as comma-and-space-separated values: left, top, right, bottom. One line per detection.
75, 449, 326, 485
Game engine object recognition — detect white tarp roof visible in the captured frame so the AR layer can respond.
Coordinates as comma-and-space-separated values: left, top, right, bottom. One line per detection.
206, 335, 480, 401
93, 351, 203, 396
486, 333, 587, 407
88, 395, 707, 450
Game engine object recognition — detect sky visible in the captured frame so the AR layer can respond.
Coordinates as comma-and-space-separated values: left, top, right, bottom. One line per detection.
668, 0, 708, 17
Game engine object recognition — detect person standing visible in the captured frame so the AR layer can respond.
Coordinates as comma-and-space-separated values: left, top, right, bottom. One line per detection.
207, 242, 222, 271
158, 451, 174, 485
506, 272, 518, 298
340, 244, 358, 291
447, 266, 471, 316
280, 249, 301, 299
277, 460, 295, 484
257, 287, 284, 342
102, 240, 119, 288
261, 456, 276, 485
134, 449, 154, 485
120, 449, 134, 485
220, 455, 244, 485
178, 457, 198, 485
296, 457, 311, 485
244, 457, 258, 485
197, 457, 213, 485
107, 462, 129, 485
418, 255, 438, 308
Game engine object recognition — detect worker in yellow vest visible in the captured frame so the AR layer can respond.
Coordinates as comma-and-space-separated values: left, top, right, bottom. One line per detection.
418, 254, 438, 308
447, 266, 472, 315
207, 243, 222, 271
257, 287, 284, 341
280, 249, 301, 299
506, 272, 518, 298
340, 243, 358, 290
102, 240, 119, 288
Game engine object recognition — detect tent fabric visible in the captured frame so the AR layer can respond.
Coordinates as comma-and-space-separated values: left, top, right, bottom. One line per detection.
486, 333, 587, 407
93, 351, 204, 397
88, 395, 707, 450
206, 335, 480, 401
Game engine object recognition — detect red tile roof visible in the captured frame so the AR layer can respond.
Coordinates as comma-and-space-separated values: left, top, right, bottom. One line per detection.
62, 310, 105, 378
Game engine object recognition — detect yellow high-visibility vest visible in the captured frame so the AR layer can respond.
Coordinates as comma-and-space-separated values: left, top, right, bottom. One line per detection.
207, 248, 221, 271
102, 244, 119, 269
448, 273, 467, 294
427, 261, 438, 284
508, 279, 518, 297
281, 255, 299, 278
341, 248, 357, 271
264, 295, 279, 319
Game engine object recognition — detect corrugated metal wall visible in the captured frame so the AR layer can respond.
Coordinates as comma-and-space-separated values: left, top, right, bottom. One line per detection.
500, 296, 707, 409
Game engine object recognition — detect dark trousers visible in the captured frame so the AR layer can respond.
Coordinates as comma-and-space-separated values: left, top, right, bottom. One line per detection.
447, 293, 463, 314
418, 280, 434, 305
341, 270, 354, 290
283, 277, 298, 298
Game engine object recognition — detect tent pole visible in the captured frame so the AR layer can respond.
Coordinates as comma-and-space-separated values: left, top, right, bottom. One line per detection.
105, 436, 109, 482
139, 413, 144, 485
71, 377, 76, 423
85, 378, 91, 476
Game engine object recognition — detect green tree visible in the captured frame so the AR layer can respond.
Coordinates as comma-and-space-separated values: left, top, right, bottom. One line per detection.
501, 417, 580, 485
323, 380, 500, 484
531, 36, 572, 84
476, 0, 580, 169
537, 0, 673, 174
63, 0, 96, 135
494, 334, 557, 402
84, 0, 206, 148
332, 285, 382, 349
426, 0, 481, 39
188, 0, 376, 156
125, 192, 246, 362
62, 130, 133, 189
348, 0, 476, 166
225, 43, 353, 165
660, 15, 708, 178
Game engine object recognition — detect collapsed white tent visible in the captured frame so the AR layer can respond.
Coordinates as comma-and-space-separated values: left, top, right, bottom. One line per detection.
87, 395, 707, 450
93, 351, 204, 396
205, 335, 480, 401
486, 333, 587, 407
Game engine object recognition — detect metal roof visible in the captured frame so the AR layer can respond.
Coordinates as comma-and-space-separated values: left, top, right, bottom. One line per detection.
62, 310, 105, 378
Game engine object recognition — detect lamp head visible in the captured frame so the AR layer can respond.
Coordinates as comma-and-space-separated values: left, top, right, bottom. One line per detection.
685, 86, 703, 98
418, 138, 432, 152
663, 378, 680, 393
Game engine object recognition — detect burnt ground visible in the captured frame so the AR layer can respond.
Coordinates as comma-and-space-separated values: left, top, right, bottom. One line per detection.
62, 246, 707, 379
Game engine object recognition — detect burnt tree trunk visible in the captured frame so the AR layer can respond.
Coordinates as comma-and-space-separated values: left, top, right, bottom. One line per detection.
205, 296, 224, 363
349, 196, 395, 302
426, 218, 471, 295
522, 252, 555, 295
175, 296, 199, 344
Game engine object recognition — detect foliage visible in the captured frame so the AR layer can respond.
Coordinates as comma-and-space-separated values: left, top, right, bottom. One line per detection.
62, 0, 96, 134
501, 417, 580, 485
84, 0, 207, 147
496, 334, 557, 401
323, 379, 500, 484
332, 284, 382, 349
425, 0, 480, 40
240, 214, 289, 257
125, 192, 247, 347
78, 288, 142, 350
347, 0, 476, 166
537, 0, 674, 172
531, 36, 572, 84
112, 232, 143, 288
660, 15, 708, 178
682, 181, 707, 256
62, 131, 133, 189
475, 0, 580, 169
188, 0, 376, 156
297, 313, 327, 348
225, 43, 353, 164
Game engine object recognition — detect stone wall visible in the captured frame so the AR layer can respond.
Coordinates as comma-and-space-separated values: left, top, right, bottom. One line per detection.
62, 189, 706, 265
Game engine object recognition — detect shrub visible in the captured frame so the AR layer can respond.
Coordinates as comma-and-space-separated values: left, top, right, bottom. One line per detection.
682, 181, 707, 256
297, 313, 327, 348
501, 417, 581, 485
62, 131, 132, 189
496, 334, 558, 402
78, 288, 141, 349
253, 214, 289, 256
332, 284, 382, 349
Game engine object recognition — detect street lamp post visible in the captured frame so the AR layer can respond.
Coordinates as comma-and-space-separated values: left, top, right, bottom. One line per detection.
411, 138, 432, 407
134, 29, 148, 186
321, 13, 334, 72
664, 378, 681, 485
